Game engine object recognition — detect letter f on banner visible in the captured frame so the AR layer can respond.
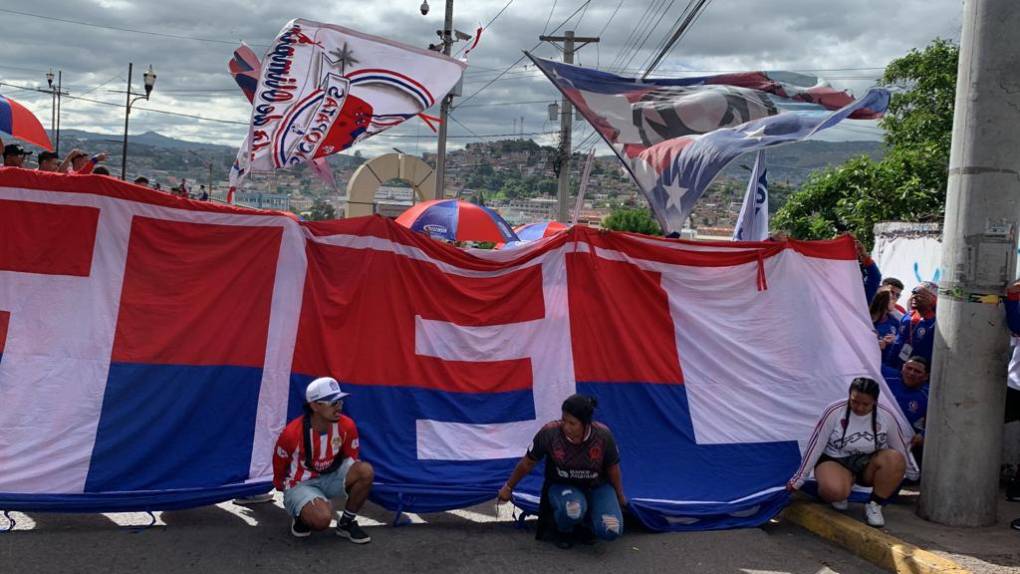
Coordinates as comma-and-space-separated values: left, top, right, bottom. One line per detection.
415, 255, 576, 460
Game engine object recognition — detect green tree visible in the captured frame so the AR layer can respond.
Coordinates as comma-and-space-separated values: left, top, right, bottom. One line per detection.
308, 198, 337, 221
602, 207, 663, 236
773, 38, 958, 247
500, 180, 526, 199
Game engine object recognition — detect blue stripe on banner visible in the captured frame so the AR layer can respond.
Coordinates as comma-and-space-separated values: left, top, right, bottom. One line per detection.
570, 382, 796, 530
288, 374, 535, 512
0, 96, 13, 135
287, 375, 796, 527
84, 363, 264, 493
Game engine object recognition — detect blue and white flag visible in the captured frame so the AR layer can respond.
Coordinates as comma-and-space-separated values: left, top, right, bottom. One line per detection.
528, 55, 890, 233
733, 151, 769, 241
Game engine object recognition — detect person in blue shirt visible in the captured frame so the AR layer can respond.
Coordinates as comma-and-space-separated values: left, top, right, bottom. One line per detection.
887, 282, 937, 369
855, 239, 882, 304
881, 356, 929, 471
871, 289, 901, 366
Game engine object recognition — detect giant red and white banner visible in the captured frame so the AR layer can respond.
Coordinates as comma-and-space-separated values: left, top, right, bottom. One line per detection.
0, 169, 910, 530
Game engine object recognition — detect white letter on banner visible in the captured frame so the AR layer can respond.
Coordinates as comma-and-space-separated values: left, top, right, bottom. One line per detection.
414, 255, 576, 460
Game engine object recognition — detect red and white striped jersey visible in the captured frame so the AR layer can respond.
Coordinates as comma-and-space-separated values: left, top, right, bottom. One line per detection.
272, 414, 360, 490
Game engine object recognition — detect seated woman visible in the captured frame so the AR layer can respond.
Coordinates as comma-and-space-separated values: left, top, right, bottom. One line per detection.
497, 394, 627, 548
787, 378, 918, 528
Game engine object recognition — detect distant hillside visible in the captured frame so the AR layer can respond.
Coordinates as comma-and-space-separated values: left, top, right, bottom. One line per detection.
27, 130, 883, 202
721, 140, 885, 186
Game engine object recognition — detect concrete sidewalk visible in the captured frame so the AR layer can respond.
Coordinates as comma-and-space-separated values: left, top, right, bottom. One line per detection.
783, 489, 1020, 574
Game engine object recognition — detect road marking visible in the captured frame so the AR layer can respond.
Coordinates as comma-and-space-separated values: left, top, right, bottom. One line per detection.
101, 512, 166, 527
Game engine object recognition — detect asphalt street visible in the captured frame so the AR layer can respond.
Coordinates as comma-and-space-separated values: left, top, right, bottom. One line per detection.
2, 494, 884, 574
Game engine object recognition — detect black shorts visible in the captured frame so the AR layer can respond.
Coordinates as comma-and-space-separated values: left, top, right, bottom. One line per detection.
817, 453, 874, 482
1006, 387, 1020, 424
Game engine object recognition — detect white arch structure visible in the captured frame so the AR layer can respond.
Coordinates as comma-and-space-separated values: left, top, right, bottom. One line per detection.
344, 153, 437, 217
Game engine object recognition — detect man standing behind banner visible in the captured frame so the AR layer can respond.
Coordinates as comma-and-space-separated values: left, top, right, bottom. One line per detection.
888, 282, 938, 369
273, 377, 375, 542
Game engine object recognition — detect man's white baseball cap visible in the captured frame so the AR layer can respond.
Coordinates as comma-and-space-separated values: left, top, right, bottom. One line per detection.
305, 376, 350, 403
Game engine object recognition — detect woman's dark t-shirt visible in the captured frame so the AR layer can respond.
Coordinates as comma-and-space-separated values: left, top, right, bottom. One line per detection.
526, 420, 620, 489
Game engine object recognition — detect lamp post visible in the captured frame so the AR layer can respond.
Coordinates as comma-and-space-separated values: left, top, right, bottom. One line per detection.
45, 69, 66, 155
120, 63, 157, 180
421, 0, 454, 199
46, 69, 54, 141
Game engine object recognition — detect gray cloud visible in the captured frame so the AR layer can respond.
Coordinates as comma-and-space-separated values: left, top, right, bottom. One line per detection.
0, 0, 963, 158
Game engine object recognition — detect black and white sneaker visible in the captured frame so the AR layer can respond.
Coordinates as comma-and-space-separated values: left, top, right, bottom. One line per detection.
234, 493, 274, 506
336, 519, 372, 544
291, 517, 311, 538
1011, 518, 1020, 531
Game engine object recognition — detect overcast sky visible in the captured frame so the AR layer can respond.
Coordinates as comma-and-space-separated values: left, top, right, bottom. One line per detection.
0, 0, 963, 157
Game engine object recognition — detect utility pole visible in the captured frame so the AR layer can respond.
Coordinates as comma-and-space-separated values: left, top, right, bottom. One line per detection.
433, 0, 454, 199
55, 71, 63, 155
919, 0, 1020, 527
540, 31, 598, 223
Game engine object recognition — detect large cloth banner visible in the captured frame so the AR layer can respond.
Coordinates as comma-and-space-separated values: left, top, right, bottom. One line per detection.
529, 56, 889, 233
0, 170, 913, 530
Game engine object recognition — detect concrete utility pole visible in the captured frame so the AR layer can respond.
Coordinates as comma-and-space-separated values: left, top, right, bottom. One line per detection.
540, 31, 598, 223
434, 0, 454, 199
919, 0, 1020, 527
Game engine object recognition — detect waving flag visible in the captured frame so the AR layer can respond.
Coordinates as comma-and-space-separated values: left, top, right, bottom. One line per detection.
529, 56, 889, 233
0, 170, 914, 530
228, 43, 262, 104
733, 151, 768, 241
243, 19, 464, 175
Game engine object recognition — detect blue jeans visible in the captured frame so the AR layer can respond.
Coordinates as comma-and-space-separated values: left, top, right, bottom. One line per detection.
546, 483, 623, 540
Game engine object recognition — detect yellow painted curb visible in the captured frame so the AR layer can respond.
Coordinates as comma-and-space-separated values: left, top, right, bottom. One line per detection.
781, 501, 971, 574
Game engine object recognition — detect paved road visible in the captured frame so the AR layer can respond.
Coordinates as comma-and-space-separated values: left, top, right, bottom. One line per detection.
2, 496, 883, 573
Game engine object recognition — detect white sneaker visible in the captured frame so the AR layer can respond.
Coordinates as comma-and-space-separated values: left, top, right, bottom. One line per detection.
864, 501, 885, 527
831, 499, 849, 511
233, 493, 274, 506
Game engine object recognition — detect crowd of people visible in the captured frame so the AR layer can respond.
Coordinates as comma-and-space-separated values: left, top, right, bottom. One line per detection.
2, 139, 211, 201
786, 244, 1020, 530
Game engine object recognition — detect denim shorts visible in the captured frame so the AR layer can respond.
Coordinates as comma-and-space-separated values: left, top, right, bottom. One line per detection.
282, 458, 355, 517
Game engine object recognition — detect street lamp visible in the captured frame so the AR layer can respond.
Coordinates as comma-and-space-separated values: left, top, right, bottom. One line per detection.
44, 69, 65, 154
121, 63, 157, 180
46, 69, 55, 144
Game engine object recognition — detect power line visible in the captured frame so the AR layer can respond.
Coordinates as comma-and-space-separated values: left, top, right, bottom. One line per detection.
608, 0, 670, 72
0, 8, 267, 47
625, 0, 684, 75
597, 0, 627, 37
641, 0, 714, 78
542, 0, 559, 35
0, 81, 251, 125
455, 0, 593, 109
79, 73, 125, 97
455, 0, 517, 57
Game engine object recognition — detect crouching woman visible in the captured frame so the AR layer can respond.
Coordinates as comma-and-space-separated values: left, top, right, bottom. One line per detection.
498, 394, 627, 548
787, 378, 918, 527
